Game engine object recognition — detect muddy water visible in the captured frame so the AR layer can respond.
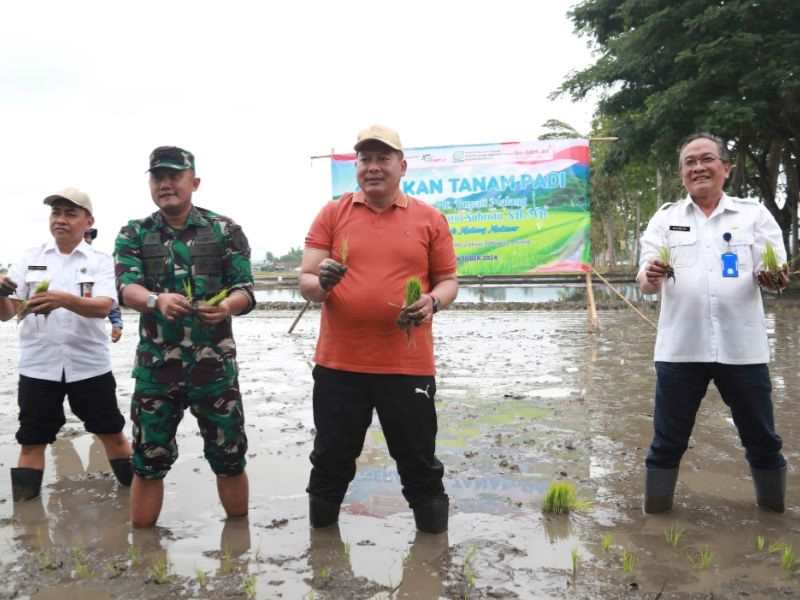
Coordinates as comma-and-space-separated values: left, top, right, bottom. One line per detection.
0, 305, 798, 599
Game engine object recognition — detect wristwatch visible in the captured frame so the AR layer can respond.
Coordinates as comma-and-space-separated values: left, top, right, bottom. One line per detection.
430, 293, 440, 314
146, 293, 159, 311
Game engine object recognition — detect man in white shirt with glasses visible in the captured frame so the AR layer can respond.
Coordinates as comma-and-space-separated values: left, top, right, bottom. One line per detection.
638, 132, 790, 514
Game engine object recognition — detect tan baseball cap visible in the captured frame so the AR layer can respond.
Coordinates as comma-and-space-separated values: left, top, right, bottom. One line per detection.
43, 187, 93, 215
354, 124, 403, 152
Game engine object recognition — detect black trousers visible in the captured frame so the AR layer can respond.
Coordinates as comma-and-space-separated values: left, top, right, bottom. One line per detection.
646, 362, 785, 471
306, 365, 446, 508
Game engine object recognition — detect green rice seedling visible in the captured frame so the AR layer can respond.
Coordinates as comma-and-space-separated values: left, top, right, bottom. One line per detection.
542, 481, 591, 514
769, 541, 786, 554
243, 574, 257, 599
206, 288, 230, 307
571, 548, 579, 579
761, 242, 787, 291
622, 548, 635, 573
220, 547, 235, 575
601, 534, 613, 553
756, 536, 766, 552
183, 280, 193, 303
195, 568, 208, 587
339, 237, 349, 265
688, 546, 713, 570
657, 246, 676, 283
36, 549, 58, 570
781, 545, 796, 571
148, 556, 172, 584
664, 522, 685, 548
16, 279, 50, 321
74, 561, 93, 579
463, 545, 478, 599
396, 276, 423, 343
127, 545, 142, 567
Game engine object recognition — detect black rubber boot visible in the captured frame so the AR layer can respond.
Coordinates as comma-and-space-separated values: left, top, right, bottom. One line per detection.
110, 458, 133, 487
412, 496, 449, 534
751, 466, 786, 513
309, 495, 341, 528
644, 467, 679, 514
11, 468, 43, 502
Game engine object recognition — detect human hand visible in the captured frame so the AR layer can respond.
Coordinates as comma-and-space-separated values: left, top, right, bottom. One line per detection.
645, 260, 669, 287
196, 299, 231, 325
26, 290, 69, 315
0, 275, 17, 298
318, 258, 347, 291
111, 327, 123, 343
398, 293, 435, 327
155, 293, 194, 321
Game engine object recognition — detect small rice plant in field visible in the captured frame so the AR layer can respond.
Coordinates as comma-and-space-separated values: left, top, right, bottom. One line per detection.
769, 542, 787, 554
622, 549, 635, 573
542, 481, 591, 514
571, 548, 579, 580
71, 547, 92, 579
195, 568, 208, 587
220, 547, 235, 575
688, 546, 713, 570
781, 546, 796, 572
463, 545, 478, 599
664, 522, 686, 548
601, 534, 613, 553
148, 556, 172, 584
658, 246, 676, 283
243, 574, 257, 599
127, 545, 142, 567
761, 242, 786, 291
36, 549, 58, 570
756, 536, 766, 552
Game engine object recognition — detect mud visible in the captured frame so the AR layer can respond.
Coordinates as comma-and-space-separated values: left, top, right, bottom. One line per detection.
0, 304, 798, 599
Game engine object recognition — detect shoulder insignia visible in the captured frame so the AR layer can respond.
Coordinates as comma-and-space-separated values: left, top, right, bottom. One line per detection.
659, 202, 675, 211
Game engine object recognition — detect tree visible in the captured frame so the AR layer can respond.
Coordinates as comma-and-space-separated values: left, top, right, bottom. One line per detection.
559, 0, 800, 259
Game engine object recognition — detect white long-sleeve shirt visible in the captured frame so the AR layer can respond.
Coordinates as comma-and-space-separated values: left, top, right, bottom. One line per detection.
9, 239, 118, 382
638, 193, 785, 364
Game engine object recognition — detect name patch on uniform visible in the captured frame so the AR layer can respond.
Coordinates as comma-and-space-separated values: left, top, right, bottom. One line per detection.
27, 265, 47, 271
669, 226, 691, 232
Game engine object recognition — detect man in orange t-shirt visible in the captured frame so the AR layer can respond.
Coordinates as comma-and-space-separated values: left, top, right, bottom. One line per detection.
300, 125, 458, 534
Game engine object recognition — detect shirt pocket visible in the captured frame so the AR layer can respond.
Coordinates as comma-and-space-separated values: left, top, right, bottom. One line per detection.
76, 272, 96, 298
23, 270, 49, 299
728, 234, 755, 270
666, 229, 698, 269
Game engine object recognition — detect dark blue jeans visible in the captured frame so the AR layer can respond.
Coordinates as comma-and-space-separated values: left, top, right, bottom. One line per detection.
646, 362, 785, 471
306, 366, 446, 508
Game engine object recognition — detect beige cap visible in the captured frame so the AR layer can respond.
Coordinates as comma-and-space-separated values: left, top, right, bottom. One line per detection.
43, 187, 93, 215
354, 124, 403, 152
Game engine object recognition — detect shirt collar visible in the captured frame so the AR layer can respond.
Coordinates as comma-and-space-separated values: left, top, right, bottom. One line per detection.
683, 192, 737, 215
353, 190, 409, 209
44, 238, 90, 256
152, 205, 209, 230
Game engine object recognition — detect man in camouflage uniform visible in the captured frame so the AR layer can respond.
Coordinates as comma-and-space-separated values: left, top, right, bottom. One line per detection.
115, 146, 255, 528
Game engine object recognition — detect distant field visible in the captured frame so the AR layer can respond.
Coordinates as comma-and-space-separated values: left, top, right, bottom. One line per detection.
446, 209, 590, 276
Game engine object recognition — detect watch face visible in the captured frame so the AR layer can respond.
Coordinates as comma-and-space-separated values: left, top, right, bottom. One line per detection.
147, 294, 157, 309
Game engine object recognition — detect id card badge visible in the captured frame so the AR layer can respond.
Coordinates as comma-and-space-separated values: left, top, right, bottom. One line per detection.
721, 252, 739, 278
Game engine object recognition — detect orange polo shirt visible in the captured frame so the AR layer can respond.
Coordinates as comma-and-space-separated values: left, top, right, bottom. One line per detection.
305, 191, 457, 375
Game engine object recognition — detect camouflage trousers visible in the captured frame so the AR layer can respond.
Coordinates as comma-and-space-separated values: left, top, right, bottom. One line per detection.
131, 375, 247, 479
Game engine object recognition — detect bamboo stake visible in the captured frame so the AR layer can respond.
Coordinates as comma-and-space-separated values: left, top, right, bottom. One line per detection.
288, 299, 311, 334
591, 267, 657, 330
585, 271, 599, 333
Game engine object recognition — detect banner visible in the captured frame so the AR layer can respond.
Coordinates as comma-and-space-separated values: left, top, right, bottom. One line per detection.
331, 138, 591, 275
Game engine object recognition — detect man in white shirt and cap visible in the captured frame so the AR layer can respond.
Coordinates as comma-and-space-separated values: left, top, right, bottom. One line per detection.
0, 188, 133, 501
638, 132, 790, 514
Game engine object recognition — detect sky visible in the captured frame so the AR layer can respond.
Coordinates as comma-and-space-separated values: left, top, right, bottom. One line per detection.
0, 1, 598, 264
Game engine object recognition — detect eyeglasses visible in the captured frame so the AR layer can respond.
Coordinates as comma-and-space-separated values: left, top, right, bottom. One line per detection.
682, 154, 720, 169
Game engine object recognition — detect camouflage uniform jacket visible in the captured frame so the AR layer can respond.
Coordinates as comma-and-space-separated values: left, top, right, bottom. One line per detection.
114, 206, 255, 386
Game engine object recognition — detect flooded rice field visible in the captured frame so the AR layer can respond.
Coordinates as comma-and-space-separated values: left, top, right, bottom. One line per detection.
0, 303, 798, 599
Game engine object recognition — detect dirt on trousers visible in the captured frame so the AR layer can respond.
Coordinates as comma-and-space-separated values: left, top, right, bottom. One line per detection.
0, 303, 798, 600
